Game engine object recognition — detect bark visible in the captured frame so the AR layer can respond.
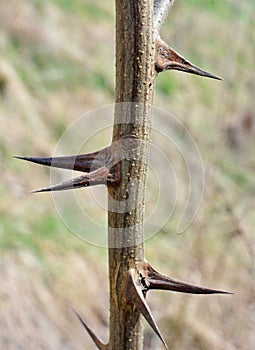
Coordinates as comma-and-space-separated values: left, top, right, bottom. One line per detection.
108, 1, 156, 349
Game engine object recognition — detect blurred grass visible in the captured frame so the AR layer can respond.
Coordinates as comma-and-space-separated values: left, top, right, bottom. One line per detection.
1, 0, 255, 349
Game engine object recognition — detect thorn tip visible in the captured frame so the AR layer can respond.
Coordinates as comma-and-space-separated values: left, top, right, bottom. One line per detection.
72, 308, 108, 350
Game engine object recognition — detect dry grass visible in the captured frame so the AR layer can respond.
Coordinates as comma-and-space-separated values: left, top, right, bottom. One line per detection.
0, 0, 255, 349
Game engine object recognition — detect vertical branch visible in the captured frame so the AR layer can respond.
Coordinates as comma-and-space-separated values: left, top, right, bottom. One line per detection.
108, 1, 156, 349
15, 1, 229, 349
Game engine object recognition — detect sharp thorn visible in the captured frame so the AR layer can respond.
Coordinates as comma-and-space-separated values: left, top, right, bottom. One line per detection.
140, 261, 233, 295
72, 309, 108, 350
126, 269, 168, 349
30, 174, 91, 193
13, 151, 106, 173
156, 38, 222, 80
30, 166, 111, 193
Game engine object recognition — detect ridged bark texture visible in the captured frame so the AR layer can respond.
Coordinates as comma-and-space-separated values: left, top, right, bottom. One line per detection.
108, 1, 156, 349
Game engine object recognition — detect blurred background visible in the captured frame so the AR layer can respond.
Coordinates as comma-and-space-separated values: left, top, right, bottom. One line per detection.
0, 0, 255, 349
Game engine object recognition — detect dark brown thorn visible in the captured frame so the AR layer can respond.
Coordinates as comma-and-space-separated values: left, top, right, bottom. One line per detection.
126, 269, 168, 349
156, 38, 222, 80
31, 166, 114, 193
139, 261, 233, 295
72, 309, 108, 350
13, 148, 109, 173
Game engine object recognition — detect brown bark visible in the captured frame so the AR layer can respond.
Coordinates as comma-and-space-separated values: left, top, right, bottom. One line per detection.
108, 1, 156, 349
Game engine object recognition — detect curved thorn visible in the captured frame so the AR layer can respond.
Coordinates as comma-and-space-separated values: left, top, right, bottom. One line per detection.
154, 0, 176, 33
13, 148, 109, 173
72, 309, 108, 350
156, 38, 222, 80
140, 261, 233, 295
31, 166, 112, 193
126, 269, 168, 349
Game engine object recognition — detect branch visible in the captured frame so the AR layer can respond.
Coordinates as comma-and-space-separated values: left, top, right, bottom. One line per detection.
154, 0, 175, 33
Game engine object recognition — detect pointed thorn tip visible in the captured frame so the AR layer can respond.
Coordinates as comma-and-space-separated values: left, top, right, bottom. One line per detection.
13, 155, 39, 162
72, 308, 108, 350
29, 187, 52, 194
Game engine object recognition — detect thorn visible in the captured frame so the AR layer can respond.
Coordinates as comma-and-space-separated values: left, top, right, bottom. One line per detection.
15, 145, 121, 193
30, 175, 88, 193
156, 38, 222, 80
72, 309, 108, 350
126, 269, 168, 349
13, 149, 107, 173
30, 166, 113, 193
139, 261, 233, 295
